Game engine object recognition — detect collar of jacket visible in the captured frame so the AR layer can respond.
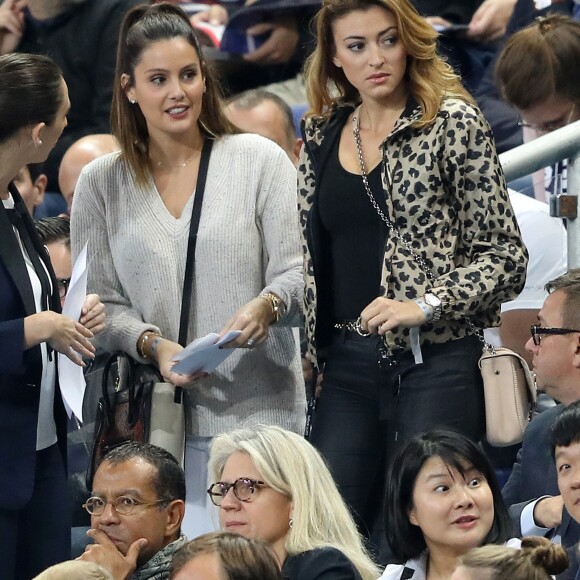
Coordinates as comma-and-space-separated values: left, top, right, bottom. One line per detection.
301, 96, 423, 155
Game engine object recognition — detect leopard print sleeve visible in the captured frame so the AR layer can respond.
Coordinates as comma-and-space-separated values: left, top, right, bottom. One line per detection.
428, 100, 529, 320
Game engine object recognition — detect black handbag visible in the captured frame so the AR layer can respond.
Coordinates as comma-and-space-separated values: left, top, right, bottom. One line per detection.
86, 353, 161, 486
85, 138, 214, 487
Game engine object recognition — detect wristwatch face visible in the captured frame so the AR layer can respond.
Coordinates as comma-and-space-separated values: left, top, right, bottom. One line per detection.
424, 293, 441, 308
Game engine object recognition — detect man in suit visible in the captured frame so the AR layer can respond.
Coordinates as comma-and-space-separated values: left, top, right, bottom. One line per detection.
502, 268, 580, 578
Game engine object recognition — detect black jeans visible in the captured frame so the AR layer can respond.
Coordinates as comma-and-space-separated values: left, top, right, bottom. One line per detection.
309, 331, 484, 560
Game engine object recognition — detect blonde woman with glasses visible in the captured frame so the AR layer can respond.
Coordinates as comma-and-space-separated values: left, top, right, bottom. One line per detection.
207, 425, 380, 580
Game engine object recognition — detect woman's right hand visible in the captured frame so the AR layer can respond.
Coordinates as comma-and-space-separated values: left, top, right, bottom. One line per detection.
154, 338, 208, 388
24, 311, 95, 366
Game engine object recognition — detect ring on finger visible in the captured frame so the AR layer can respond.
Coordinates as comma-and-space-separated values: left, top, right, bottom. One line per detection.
246, 338, 255, 348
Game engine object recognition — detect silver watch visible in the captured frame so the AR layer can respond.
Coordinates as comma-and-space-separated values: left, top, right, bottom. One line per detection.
424, 293, 442, 321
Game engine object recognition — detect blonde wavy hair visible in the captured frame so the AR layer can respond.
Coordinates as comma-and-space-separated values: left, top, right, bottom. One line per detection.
32, 561, 114, 580
304, 0, 472, 126
459, 536, 569, 580
209, 425, 380, 580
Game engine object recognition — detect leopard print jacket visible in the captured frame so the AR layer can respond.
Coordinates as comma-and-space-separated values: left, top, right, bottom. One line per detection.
298, 99, 528, 369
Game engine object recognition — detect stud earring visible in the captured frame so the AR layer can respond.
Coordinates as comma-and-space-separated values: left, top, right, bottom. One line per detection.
129, 98, 136, 104
289, 518, 294, 529
36, 139, 43, 147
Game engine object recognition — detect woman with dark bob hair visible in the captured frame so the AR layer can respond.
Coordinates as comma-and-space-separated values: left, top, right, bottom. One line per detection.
0, 53, 104, 579
381, 430, 516, 579
71, 3, 305, 538
299, 0, 527, 549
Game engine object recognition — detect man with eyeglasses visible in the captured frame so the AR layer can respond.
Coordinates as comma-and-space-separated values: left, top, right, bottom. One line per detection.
78, 442, 187, 580
502, 269, 580, 579
35, 216, 72, 308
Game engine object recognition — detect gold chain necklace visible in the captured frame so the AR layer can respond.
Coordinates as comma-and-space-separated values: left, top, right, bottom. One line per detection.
151, 152, 199, 168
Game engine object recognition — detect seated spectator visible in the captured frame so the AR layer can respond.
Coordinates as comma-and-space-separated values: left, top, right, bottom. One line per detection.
35, 215, 105, 327
225, 89, 301, 164
35, 217, 72, 308
170, 532, 282, 580
12, 163, 46, 216
188, 1, 318, 95
501, 269, 580, 580
495, 14, 580, 202
78, 442, 187, 580
474, 0, 574, 155
551, 400, 580, 578
58, 134, 119, 214
0, 0, 141, 191
33, 561, 114, 580
381, 429, 515, 579
413, 0, 517, 92
452, 536, 569, 580
207, 424, 379, 580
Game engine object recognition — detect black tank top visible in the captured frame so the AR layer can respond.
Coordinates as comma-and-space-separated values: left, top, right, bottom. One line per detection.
317, 136, 387, 322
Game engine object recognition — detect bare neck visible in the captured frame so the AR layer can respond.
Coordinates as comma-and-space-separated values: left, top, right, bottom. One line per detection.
426, 547, 462, 580
0, 142, 27, 199
358, 89, 409, 138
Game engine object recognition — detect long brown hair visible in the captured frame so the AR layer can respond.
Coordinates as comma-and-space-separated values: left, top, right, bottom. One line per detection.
111, 2, 238, 185
303, 0, 472, 126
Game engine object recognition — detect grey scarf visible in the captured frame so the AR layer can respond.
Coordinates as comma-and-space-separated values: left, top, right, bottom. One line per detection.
131, 534, 188, 580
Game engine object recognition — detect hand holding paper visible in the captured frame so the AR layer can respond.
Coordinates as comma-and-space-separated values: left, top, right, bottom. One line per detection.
58, 242, 90, 421
170, 330, 242, 375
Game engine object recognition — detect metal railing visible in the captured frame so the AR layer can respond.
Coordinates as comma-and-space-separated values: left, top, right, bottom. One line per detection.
498, 119, 580, 268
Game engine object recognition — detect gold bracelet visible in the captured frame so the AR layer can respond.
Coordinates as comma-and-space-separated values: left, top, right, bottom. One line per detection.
137, 331, 162, 361
258, 292, 285, 324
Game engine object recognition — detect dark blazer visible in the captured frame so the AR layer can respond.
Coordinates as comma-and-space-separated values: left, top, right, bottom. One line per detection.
0, 184, 66, 510
282, 547, 362, 580
502, 404, 580, 579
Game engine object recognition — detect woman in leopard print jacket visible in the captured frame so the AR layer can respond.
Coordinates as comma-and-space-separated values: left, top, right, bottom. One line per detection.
298, 0, 528, 559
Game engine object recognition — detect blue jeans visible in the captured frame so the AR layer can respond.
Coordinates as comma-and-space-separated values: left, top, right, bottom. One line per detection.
310, 332, 484, 556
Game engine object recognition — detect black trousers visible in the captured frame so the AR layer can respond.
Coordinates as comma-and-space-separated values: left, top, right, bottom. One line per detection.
309, 332, 485, 560
0, 443, 71, 580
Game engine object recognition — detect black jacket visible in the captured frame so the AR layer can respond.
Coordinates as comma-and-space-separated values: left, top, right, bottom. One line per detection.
0, 184, 66, 509
283, 548, 362, 580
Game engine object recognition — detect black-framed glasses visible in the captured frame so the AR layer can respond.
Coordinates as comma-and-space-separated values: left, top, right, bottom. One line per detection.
57, 277, 71, 299
207, 477, 267, 506
82, 495, 170, 516
518, 103, 576, 133
530, 325, 580, 346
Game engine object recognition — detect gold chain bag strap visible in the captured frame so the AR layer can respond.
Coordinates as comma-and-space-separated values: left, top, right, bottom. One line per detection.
351, 106, 536, 447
